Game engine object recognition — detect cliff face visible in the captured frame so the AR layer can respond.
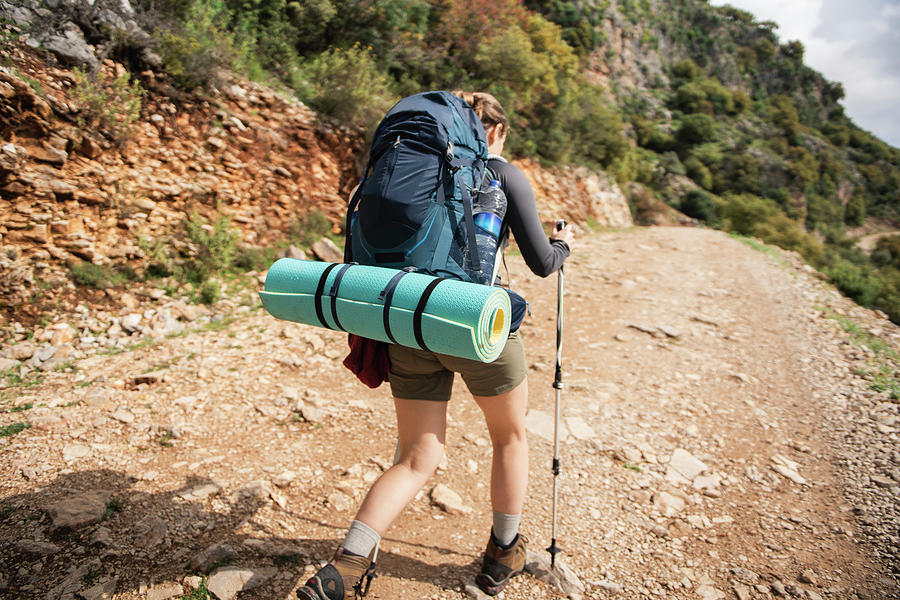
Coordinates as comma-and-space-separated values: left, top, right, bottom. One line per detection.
0, 42, 632, 323
515, 159, 632, 228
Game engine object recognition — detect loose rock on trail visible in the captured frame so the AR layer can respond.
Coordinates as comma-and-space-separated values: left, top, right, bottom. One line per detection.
1, 227, 898, 599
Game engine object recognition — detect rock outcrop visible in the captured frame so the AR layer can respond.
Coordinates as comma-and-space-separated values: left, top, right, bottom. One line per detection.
0, 33, 632, 325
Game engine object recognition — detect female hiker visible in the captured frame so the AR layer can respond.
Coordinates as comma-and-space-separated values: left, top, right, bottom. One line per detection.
297, 91, 575, 600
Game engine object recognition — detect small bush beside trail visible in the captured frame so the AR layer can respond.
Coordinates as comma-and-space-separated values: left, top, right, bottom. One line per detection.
181, 210, 240, 284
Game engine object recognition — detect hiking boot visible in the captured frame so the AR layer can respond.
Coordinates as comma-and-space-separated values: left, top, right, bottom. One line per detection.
297, 548, 373, 600
475, 532, 527, 596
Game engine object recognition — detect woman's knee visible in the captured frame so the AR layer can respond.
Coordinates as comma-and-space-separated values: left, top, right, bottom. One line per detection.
398, 439, 444, 477
475, 381, 528, 446
489, 425, 527, 451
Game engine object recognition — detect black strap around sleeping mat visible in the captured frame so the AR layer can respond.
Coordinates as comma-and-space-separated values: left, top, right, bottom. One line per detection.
379, 270, 410, 344
328, 263, 353, 332
314, 263, 339, 329
413, 277, 446, 352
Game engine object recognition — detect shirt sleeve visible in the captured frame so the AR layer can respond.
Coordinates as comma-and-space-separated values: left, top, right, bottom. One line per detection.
489, 159, 569, 278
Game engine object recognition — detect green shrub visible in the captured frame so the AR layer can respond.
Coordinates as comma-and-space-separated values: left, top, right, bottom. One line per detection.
69, 261, 136, 289
690, 143, 724, 170
674, 81, 709, 114
821, 121, 851, 146
233, 246, 277, 272
610, 148, 655, 186
871, 248, 892, 268
787, 146, 818, 189
198, 279, 221, 304
824, 258, 883, 306
872, 236, 900, 269
677, 114, 717, 146
561, 83, 628, 168
645, 128, 675, 153
770, 95, 801, 140
680, 190, 717, 223
736, 46, 757, 71
155, 0, 238, 89
722, 153, 761, 194
71, 67, 144, 143
720, 193, 779, 236
182, 211, 239, 283
473, 14, 583, 161
631, 115, 654, 147
755, 38, 777, 61
297, 44, 396, 128
730, 89, 751, 114
658, 151, 685, 176
289, 209, 333, 248
782, 40, 805, 62
138, 237, 178, 279
699, 78, 734, 114
476, 25, 556, 104
720, 194, 823, 262
671, 58, 703, 82
0, 422, 30, 438
684, 156, 712, 189
754, 211, 824, 262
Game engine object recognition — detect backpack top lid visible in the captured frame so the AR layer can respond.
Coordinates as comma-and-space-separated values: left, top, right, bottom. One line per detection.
370, 91, 488, 164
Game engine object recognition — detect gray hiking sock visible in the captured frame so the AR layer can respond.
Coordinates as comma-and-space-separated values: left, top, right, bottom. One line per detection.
492, 511, 521, 547
342, 520, 381, 558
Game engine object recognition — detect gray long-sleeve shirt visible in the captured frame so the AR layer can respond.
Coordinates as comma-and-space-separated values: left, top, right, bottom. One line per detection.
488, 157, 570, 278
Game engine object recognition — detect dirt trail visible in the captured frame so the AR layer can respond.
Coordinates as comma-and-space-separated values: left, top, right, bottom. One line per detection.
854, 231, 900, 253
1, 227, 898, 600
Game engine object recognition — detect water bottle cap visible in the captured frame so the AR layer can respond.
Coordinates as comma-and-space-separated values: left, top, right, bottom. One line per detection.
489, 179, 501, 188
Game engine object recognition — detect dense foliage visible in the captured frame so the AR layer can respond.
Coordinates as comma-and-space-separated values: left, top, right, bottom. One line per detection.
134, 0, 900, 322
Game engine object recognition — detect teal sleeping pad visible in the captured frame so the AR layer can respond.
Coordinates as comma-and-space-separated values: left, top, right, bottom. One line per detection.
259, 259, 511, 362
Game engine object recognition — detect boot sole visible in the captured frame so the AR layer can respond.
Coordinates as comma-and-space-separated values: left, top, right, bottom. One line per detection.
296, 585, 322, 600
475, 568, 522, 596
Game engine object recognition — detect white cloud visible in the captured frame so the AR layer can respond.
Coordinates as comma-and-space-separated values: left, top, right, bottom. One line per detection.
718, 0, 823, 42
709, 0, 900, 147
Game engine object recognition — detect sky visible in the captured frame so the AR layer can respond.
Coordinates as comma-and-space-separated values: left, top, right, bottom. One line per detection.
708, 0, 900, 149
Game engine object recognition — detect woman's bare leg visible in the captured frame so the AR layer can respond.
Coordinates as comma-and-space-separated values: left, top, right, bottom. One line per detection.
473, 379, 529, 515
353, 397, 448, 535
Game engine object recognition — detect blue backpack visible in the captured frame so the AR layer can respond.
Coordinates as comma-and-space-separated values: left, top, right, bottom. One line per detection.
343, 91, 488, 281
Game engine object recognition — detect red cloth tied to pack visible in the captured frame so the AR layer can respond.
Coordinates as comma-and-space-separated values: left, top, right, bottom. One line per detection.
343, 334, 391, 389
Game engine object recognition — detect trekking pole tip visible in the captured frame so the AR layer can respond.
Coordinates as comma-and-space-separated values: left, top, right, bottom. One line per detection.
547, 539, 561, 568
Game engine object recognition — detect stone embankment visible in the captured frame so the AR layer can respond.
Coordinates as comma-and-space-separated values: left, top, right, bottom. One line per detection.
0, 34, 632, 330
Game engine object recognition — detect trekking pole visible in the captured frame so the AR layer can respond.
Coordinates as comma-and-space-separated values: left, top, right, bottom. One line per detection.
548, 220, 566, 569
354, 544, 377, 597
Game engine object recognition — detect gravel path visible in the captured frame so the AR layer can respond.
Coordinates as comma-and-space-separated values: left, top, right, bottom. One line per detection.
1, 227, 897, 600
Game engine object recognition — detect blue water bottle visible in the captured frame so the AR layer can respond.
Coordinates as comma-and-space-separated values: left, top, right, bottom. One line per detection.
469, 179, 507, 284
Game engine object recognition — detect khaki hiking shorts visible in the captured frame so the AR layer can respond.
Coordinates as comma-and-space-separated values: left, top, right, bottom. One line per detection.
388, 331, 526, 401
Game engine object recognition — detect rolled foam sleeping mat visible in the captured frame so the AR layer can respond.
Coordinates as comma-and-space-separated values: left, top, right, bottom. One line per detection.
259, 259, 511, 362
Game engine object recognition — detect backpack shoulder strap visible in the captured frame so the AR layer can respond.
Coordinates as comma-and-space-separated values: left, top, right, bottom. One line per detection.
343, 186, 362, 264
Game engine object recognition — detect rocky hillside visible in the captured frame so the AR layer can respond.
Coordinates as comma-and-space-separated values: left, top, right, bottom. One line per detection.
0, 32, 632, 330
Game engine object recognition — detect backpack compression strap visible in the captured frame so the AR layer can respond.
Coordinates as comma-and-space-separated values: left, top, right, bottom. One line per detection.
449, 156, 483, 272
413, 277, 447, 351
344, 183, 365, 264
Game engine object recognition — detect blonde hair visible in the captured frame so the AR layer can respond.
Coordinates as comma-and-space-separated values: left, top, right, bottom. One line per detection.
452, 90, 509, 134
